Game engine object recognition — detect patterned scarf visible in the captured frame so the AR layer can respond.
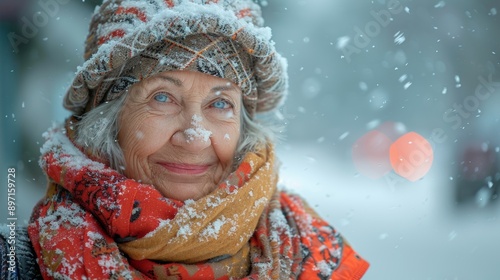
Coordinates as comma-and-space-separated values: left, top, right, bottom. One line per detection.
28, 122, 369, 279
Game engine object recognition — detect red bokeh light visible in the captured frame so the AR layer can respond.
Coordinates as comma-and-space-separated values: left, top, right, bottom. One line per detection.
389, 132, 434, 182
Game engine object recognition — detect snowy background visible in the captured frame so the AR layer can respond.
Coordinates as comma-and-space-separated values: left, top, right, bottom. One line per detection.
1, 0, 500, 279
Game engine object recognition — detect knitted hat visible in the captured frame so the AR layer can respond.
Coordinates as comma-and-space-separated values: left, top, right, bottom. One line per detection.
64, 0, 288, 116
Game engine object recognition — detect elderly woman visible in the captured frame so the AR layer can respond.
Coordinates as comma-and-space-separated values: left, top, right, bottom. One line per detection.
28, 0, 369, 279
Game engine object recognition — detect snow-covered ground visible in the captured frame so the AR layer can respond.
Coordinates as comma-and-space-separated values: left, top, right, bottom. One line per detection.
277, 143, 500, 280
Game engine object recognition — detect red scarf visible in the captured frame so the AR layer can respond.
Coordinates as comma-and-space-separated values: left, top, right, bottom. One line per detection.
29, 123, 369, 279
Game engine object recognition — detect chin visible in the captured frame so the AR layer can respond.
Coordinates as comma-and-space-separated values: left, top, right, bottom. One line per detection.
156, 183, 212, 201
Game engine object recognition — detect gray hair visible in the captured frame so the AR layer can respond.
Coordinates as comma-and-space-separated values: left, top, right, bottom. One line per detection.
74, 91, 280, 172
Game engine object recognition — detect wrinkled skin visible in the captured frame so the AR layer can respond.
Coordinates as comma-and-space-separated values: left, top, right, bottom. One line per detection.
118, 70, 242, 201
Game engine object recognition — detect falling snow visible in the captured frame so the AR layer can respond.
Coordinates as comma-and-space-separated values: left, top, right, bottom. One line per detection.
434, 1, 446, 8
5, 1, 500, 279
339, 132, 349, 140
394, 32, 406, 45
336, 36, 351, 49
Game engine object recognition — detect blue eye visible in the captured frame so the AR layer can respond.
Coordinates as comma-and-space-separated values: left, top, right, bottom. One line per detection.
154, 93, 169, 103
213, 99, 230, 109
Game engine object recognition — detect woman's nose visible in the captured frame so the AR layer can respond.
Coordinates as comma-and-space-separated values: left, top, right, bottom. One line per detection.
171, 114, 212, 152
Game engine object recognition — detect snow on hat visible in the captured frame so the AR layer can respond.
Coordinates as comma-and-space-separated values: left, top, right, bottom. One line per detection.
64, 0, 288, 116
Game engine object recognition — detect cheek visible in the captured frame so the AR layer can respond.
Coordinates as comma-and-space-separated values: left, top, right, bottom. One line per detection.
211, 122, 241, 162
119, 111, 171, 161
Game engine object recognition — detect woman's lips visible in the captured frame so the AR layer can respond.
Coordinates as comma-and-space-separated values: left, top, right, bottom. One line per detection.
158, 162, 210, 175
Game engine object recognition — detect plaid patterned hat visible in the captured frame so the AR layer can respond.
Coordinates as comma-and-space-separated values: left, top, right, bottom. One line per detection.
64, 0, 288, 116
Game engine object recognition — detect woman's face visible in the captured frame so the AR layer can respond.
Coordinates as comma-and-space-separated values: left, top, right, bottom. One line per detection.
118, 70, 242, 201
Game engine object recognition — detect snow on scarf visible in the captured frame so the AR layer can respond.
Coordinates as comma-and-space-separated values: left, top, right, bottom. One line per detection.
28, 122, 369, 279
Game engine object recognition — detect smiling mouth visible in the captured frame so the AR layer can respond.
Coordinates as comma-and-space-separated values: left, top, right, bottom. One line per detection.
158, 162, 211, 175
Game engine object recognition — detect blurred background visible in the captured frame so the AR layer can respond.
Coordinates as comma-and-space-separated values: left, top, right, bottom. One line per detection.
1, 0, 499, 279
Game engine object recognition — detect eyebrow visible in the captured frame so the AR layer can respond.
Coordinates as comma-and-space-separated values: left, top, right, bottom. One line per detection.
155, 75, 183, 87
211, 84, 239, 93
